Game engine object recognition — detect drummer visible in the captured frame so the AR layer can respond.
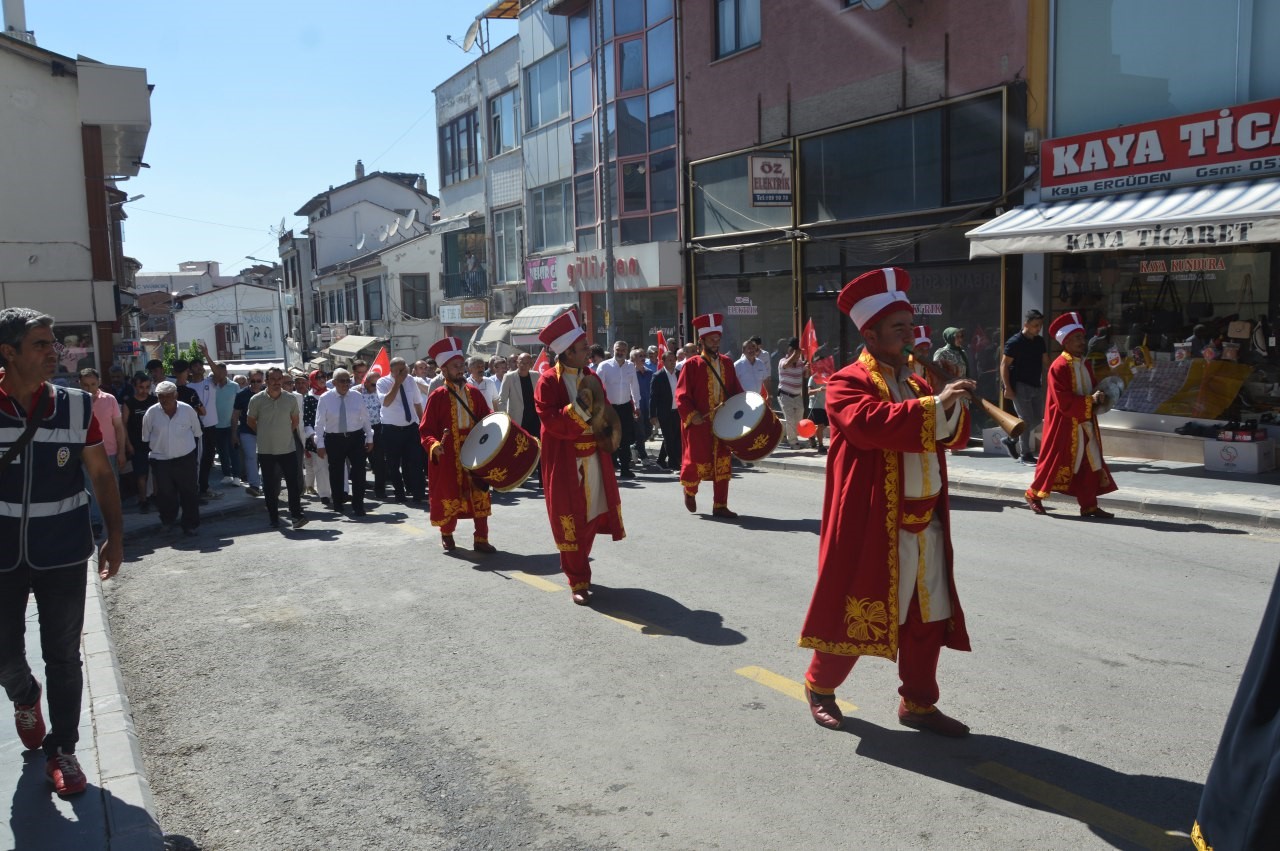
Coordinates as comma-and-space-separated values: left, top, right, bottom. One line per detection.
533, 309, 627, 605
909, 325, 932, 379
676, 312, 746, 518
418, 336, 497, 553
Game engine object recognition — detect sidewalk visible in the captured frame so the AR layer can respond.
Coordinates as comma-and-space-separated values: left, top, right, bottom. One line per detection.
752, 442, 1280, 529
1, 475, 259, 851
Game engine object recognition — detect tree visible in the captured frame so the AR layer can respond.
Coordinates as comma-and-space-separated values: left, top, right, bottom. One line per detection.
161, 340, 202, 374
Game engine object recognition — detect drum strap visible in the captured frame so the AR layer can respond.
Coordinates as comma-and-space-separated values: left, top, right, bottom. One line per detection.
446, 384, 481, 426
702, 354, 728, 396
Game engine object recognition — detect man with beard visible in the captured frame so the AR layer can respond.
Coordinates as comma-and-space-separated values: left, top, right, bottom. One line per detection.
676, 313, 744, 518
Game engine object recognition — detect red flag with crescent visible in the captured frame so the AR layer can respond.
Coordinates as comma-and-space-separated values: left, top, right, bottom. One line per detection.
534, 347, 551, 373
370, 346, 391, 378
656, 330, 668, 361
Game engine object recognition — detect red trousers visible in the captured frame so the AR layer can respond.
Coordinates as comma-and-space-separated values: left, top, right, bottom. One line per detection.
806, 594, 947, 709
559, 515, 606, 590
680, 424, 731, 508
441, 515, 489, 541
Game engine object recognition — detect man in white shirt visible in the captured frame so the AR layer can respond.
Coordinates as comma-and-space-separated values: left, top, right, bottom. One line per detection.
465, 356, 499, 409
595, 339, 640, 479
734, 338, 770, 398
314, 368, 375, 517
141, 381, 203, 536
411, 359, 433, 398
376, 357, 426, 503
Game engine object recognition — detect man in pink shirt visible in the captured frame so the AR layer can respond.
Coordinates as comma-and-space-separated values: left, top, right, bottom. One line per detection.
79, 368, 126, 536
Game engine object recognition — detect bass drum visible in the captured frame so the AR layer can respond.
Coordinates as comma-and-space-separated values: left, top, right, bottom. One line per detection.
712, 391, 782, 461
459, 413, 541, 492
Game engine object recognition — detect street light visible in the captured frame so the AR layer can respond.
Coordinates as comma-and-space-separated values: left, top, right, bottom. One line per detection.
245, 255, 291, 369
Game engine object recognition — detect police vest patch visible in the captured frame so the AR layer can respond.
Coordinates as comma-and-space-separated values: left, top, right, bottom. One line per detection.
57, 446, 70, 467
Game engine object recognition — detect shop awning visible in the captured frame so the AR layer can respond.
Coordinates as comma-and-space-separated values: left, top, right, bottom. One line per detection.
509, 303, 575, 346
966, 178, 1280, 258
324, 334, 382, 358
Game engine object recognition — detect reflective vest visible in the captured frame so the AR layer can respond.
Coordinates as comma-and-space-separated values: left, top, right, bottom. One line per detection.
0, 384, 95, 570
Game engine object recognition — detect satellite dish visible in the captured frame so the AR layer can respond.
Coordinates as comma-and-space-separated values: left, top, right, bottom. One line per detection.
389, 218, 400, 239
356, 233, 366, 251
403, 209, 417, 230
861, 0, 891, 8
377, 225, 389, 243
278, 216, 287, 236
461, 19, 480, 53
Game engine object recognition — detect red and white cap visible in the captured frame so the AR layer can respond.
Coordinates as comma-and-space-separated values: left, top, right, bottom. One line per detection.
428, 336, 466, 366
1049, 311, 1086, 344
692, 313, 723, 339
538, 307, 585, 355
912, 325, 932, 350
837, 267, 913, 331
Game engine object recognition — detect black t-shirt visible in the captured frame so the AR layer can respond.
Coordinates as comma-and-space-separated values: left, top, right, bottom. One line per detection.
175, 383, 201, 414
234, 386, 256, 435
519, 373, 539, 434
123, 394, 157, 446
1003, 331, 1047, 389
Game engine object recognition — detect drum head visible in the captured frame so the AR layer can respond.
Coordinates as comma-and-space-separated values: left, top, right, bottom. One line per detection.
713, 392, 767, 440
460, 413, 511, 469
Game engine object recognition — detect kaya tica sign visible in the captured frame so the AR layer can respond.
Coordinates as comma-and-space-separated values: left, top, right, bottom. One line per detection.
1042, 98, 1280, 199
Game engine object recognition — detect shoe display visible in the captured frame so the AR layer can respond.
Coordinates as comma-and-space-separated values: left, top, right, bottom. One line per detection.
1001, 436, 1020, 460
897, 700, 970, 737
46, 748, 87, 797
805, 686, 843, 730
473, 540, 498, 554
1024, 492, 1047, 515
14, 683, 45, 750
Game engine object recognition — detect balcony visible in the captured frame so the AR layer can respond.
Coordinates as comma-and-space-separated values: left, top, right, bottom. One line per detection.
442, 270, 488, 300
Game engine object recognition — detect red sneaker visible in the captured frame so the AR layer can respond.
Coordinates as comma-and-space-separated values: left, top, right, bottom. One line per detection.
14, 683, 45, 751
46, 748, 87, 797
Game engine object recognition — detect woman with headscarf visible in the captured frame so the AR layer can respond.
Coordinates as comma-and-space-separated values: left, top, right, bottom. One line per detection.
933, 327, 969, 380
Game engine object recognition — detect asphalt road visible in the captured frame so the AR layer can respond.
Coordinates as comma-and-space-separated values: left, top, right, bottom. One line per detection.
106, 466, 1279, 850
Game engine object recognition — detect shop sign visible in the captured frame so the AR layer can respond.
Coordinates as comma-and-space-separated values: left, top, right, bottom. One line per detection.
526, 257, 558, 293
1062, 222, 1256, 252
726, 296, 758, 316
439, 302, 487, 325
565, 254, 641, 287
113, 340, 142, 356
914, 303, 943, 316
1042, 98, 1280, 199
749, 154, 793, 207
242, 311, 279, 359
462, 300, 487, 319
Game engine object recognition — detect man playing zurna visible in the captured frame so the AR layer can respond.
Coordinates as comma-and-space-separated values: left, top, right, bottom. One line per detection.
676, 313, 744, 518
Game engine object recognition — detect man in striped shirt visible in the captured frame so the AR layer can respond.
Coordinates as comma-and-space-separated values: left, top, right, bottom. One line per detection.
776, 338, 807, 450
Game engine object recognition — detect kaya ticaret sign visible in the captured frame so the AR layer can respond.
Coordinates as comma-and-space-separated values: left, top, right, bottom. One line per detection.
1042, 98, 1280, 200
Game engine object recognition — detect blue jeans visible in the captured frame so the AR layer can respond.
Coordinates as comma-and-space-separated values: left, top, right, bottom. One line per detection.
0, 561, 88, 755
215, 427, 238, 479
85, 454, 118, 527
1012, 383, 1045, 458
238, 432, 261, 487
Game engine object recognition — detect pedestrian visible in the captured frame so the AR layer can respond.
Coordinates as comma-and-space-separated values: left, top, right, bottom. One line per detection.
589, 343, 607, 371
909, 325, 932, 380
534, 309, 626, 604
0, 308, 123, 798
776, 338, 807, 450
677, 313, 745, 517
106, 366, 130, 402
246, 368, 310, 530
411, 359, 433, 398
596, 340, 640, 479
301, 370, 332, 506
465, 356, 499, 409
807, 371, 828, 454
358, 367, 387, 498
376, 357, 426, 503
231, 370, 264, 497
797, 267, 975, 737
1024, 312, 1118, 519
933, 327, 970, 379
489, 355, 509, 386
314, 368, 373, 517
144, 358, 166, 387
1192, 562, 1280, 851
999, 309, 1048, 464
200, 343, 240, 486
233, 374, 248, 389
122, 372, 157, 511
650, 350, 681, 470
733, 337, 770, 398
631, 347, 653, 465
495, 352, 543, 485
187, 358, 222, 500
170, 358, 205, 420
141, 381, 202, 536
419, 338, 496, 553
77, 368, 126, 538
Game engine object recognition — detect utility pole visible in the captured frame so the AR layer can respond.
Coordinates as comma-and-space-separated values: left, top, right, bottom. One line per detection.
595, 0, 616, 343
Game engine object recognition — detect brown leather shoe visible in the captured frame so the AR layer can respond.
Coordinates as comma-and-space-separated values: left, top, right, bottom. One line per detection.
712, 507, 738, 519
1024, 492, 1047, 515
684, 494, 696, 513
571, 587, 593, 606
1080, 506, 1115, 519
441, 535, 457, 552
897, 699, 969, 737
805, 686, 843, 730
473, 540, 497, 554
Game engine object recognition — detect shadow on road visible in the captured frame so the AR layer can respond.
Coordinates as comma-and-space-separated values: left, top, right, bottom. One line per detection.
123, 522, 341, 561
704, 514, 820, 534
590, 585, 748, 646
481, 552, 564, 576
837, 717, 1198, 850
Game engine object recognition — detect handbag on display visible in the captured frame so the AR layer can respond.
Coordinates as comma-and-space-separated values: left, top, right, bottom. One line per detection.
1186, 273, 1214, 320
1150, 275, 1184, 334
1121, 276, 1147, 326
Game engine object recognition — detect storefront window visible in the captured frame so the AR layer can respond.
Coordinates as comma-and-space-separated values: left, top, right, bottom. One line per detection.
589, 288, 679, 348
52, 325, 96, 383
691, 149, 792, 238
694, 244, 793, 357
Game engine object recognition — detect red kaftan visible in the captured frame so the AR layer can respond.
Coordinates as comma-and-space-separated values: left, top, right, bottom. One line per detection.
676, 352, 744, 505
418, 380, 492, 529
1028, 353, 1117, 504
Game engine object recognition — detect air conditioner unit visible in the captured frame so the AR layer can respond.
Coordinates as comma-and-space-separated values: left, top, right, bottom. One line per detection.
353, 320, 371, 335
492, 289, 517, 316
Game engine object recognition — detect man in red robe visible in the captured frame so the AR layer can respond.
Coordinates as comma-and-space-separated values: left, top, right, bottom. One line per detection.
418, 336, 496, 553
798, 267, 976, 737
677, 312, 745, 518
1025, 311, 1118, 518
534, 309, 626, 605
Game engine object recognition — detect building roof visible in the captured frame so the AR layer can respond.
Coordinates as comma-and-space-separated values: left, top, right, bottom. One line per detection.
294, 171, 436, 217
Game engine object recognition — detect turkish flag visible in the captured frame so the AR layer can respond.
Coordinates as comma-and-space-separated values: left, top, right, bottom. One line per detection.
656, 330, 668, 361
370, 346, 391, 378
810, 355, 835, 386
801, 319, 819, 363
534, 348, 551, 373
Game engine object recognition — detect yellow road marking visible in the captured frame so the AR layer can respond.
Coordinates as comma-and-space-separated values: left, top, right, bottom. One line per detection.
511, 572, 564, 592
397, 523, 426, 536
735, 666, 858, 713
970, 762, 1187, 850
598, 612, 671, 636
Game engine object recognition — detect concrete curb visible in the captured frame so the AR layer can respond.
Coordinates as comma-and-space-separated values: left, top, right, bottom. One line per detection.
750, 456, 1280, 530
84, 555, 165, 850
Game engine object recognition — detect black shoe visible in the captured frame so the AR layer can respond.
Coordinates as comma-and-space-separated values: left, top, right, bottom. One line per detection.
181, 527, 198, 537
352, 507, 367, 517
269, 517, 280, 528
1001, 437, 1019, 460
320, 497, 332, 508
291, 515, 309, 529
137, 499, 150, 513
1019, 454, 1038, 465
